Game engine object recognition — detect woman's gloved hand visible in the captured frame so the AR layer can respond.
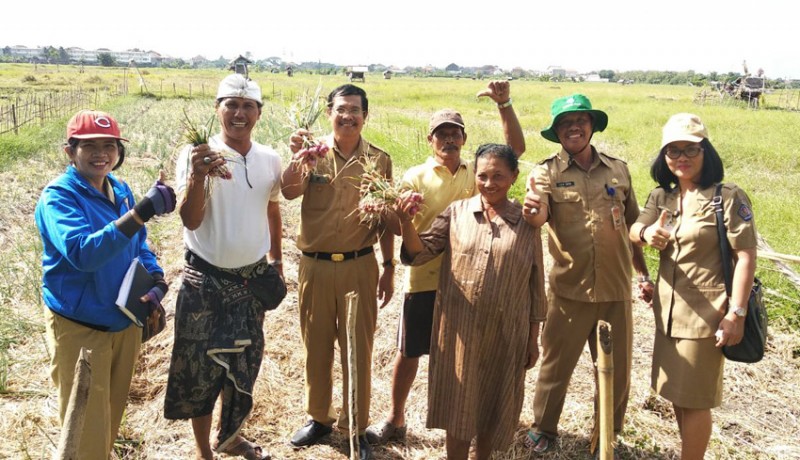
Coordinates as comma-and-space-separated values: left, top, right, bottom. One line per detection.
134, 171, 176, 222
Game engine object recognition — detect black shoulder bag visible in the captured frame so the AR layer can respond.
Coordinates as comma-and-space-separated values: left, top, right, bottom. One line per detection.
712, 184, 767, 363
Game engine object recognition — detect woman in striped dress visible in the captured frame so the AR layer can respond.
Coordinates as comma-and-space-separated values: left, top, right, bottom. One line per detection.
395, 143, 546, 460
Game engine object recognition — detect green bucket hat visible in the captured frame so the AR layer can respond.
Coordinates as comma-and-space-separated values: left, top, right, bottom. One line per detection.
540, 94, 608, 143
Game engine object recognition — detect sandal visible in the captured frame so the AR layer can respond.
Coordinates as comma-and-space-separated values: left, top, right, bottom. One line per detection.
523, 430, 554, 454
365, 421, 407, 445
218, 437, 271, 460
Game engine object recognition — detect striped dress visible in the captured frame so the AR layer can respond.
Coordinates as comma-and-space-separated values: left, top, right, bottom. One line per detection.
404, 195, 546, 449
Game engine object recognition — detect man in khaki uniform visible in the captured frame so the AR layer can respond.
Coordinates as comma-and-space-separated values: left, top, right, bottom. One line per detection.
522, 94, 652, 455
282, 84, 394, 460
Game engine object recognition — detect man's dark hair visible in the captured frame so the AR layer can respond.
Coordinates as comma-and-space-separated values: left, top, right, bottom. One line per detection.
650, 138, 724, 191
475, 143, 518, 172
327, 84, 368, 113
68, 138, 126, 170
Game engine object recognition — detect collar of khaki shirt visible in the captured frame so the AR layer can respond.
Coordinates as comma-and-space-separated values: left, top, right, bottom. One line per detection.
555, 146, 613, 173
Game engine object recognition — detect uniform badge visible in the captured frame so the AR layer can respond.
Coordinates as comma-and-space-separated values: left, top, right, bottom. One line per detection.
737, 203, 753, 221
556, 181, 575, 188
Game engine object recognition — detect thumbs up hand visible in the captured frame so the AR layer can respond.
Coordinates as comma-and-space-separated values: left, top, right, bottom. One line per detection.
523, 176, 542, 216
523, 175, 548, 227
643, 209, 673, 250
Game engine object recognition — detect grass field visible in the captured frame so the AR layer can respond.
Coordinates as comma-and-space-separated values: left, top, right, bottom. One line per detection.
0, 64, 799, 459
3, 64, 797, 321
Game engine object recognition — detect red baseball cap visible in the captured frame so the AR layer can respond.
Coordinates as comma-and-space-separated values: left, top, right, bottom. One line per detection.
66, 110, 128, 141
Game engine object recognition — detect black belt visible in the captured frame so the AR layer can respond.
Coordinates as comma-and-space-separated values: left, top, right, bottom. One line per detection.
185, 249, 249, 283
302, 246, 373, 262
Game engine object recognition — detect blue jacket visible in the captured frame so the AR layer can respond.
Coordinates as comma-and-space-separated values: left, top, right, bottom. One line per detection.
35, 166, 163, 332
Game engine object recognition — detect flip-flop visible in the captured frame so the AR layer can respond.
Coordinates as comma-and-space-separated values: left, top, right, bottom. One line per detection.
218, 437, 271, 460
365, 421, 407, 445
524, 430, 554, 454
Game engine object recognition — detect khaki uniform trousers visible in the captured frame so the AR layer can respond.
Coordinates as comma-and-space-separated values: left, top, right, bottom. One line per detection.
298, 253, 378, 434
44, 307, 141, 460
533, 295, 632, 437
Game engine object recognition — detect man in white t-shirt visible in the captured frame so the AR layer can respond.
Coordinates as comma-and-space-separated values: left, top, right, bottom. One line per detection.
165, 74, 282, 460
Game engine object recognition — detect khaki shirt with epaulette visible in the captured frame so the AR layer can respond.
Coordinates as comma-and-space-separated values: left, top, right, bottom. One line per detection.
296, 134, 392, 253
638, 184, 757, 339
531, 148, 639, 302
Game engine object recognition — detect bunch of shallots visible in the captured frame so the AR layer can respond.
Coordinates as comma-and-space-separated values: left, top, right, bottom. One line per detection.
398, 189, 424, 217
356, 156, 424, 227
181, 109, 232, 180
287, 83, 328, 171
292, 142, 329, 168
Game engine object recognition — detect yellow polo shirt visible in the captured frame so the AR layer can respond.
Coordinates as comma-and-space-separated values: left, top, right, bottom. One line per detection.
401, 156, 477, 293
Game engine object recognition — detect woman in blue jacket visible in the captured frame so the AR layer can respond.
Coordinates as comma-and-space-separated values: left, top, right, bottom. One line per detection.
35, 110, 176, 460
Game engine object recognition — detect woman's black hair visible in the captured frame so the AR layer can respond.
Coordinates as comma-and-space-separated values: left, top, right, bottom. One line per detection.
474, 143, 518, 172
327, 84, 369, 113
67, 138, 126, 170
650, 138, 724, 191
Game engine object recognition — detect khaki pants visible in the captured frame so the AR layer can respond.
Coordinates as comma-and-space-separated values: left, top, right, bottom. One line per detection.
298, 253, 378, 434
44, 307, 141, 460
532, 296, 632, 437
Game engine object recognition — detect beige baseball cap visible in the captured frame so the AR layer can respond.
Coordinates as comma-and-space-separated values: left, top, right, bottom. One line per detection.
429, 109, 465, 135
661, 113, 708, 149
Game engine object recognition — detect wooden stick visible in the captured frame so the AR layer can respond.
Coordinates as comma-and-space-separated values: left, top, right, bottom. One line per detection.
345, 291, 360, 460
594, 321, 614, 460
55, 347, 92, 460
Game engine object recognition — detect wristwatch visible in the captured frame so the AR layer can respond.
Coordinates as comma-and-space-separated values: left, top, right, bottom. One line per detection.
730, 302, 747, 317
383, 259, 398, 268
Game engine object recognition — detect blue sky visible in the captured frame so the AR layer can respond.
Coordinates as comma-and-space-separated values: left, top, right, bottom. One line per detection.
4, 0, 797, 78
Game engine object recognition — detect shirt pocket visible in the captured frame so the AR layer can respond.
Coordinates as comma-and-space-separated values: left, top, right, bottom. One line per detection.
303, 179, 336, 211
550, 189, 583, 223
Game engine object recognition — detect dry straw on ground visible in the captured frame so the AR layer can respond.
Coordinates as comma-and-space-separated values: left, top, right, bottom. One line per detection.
4, 189, 799, 460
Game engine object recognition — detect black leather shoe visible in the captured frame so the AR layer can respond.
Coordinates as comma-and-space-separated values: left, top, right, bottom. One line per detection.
289, 420, 332, 447
359, 435, 372, 460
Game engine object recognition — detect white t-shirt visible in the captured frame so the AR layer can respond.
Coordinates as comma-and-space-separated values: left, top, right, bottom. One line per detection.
176, 135, 282, 268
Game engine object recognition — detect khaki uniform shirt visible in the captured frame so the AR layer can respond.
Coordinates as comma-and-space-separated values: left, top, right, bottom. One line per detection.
295, 134, 392, 252
638, 184, 757, 339
400, 157, 476, 293
531, 148, 639, 302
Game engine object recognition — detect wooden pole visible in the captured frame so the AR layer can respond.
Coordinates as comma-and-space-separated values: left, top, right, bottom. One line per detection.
345, 291, 359, 460
55, 347, 92, 460
592, 320, 614, 460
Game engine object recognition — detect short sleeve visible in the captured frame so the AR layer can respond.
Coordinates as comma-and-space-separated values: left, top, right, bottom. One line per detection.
623, 169, 641, 226
269, 154, 282, 202
636, 188, 662, 227
724, 185, 757, 250
529, 163, 552, 204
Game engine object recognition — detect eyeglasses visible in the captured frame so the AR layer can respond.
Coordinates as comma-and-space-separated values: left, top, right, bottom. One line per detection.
333, 106, 364, 117
665, 146, 703, 159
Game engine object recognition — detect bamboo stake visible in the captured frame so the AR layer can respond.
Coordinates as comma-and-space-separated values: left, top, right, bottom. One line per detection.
592, 321, 614, 460
345, 291, 360, 460
55, 347, 92, 460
